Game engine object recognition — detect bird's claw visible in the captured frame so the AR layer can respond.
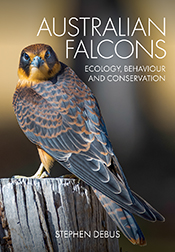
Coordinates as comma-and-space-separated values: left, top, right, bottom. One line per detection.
12, 171, 50, 179
12, 163, 50, 179
60, 174, 81, 183
38, 171, 50, 178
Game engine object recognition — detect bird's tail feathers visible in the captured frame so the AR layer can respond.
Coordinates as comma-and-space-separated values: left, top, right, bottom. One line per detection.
93, 188, 147, 246
131, 191, 165, 222
112, 154, 165, 222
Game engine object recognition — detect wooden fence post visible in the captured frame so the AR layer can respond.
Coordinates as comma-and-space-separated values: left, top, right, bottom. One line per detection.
0, 178, 119, 252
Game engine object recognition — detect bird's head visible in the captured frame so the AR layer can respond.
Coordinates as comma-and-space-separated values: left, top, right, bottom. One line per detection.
18, 44, 61, 83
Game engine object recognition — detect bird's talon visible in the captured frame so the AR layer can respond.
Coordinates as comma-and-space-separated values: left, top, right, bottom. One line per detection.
12, 175, 29, 179
60, 174, 81, 182
39, 171, 50, 178
12, 164, 50, 179
60, 174, 78, 179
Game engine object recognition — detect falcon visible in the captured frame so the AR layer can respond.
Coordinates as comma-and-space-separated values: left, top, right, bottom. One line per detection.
13, 43, 165, 245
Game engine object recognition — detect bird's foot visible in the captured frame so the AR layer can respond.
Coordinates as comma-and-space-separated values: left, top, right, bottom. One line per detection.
38, 171, 50, 178
12, 163, 50, 179
60, 174, 81, 183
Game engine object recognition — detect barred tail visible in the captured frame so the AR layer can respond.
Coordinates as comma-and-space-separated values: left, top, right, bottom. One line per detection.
93, 188, 147, 246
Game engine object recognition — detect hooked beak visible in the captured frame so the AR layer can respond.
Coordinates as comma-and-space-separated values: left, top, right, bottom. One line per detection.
31, 56, 44, 68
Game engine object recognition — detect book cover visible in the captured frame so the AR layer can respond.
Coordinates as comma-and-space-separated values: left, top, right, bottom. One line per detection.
0, 0, 174, 251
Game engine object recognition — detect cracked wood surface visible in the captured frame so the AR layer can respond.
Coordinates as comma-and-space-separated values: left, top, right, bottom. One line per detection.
0, 178, 119, 252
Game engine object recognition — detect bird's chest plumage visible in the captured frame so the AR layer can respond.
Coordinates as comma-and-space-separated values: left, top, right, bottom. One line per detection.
13, 67, 89, 123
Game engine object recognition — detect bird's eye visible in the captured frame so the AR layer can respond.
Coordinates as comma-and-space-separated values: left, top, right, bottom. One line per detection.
23, 53, 30, 61
45, 50, 51, 59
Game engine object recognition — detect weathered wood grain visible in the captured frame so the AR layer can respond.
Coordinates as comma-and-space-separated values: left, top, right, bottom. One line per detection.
0, 178, 119, 252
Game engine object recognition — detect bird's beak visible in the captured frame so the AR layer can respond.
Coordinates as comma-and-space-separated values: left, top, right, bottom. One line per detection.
31, 56, 44, 68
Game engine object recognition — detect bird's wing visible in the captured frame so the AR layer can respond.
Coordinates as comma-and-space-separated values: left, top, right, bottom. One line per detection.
13, 64, 112, 165
13, 64, 164, 221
